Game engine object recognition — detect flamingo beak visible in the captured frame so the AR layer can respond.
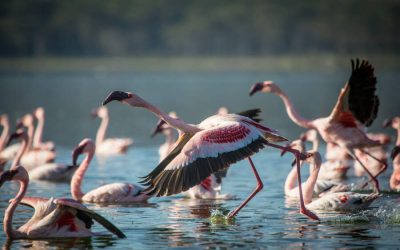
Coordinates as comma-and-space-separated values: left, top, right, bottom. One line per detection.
249, 82, 263, 96
151, 119, 166, 138
102, 91, 131, 106
0, 170, 18, 188
383, 118, 393, 128
72, 145, 85, 166
6, 130, 23, 147
391, 146, 400, 161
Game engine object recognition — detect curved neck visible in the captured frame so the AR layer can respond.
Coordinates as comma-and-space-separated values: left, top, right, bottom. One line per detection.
96, 116, 109, 145
284, 165, 299, 195
33, 116, 44, 148
4, 178, 28, 239
302, 162, 320, 204
126, 97, 201, 134
0, 121, 10, 151
275, 89, 313, 129
26, 124, 34, 150
71, 150, 94, 200
11, 135, 28, 170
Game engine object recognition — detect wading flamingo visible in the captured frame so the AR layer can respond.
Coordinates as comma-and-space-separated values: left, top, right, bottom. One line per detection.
301, 129, 350, 180
103, 90, 318, 220
151, 112, 233, 200
250, 59, 386, 192
33, 107, 55, 151
91, 106, 133, 156
383, 117, 400, 190
8, 130, 77, 182
0, 166, 125, 239
71, 138, 150, 203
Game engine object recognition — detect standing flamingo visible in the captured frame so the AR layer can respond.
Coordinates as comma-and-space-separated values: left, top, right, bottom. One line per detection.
383, 117, 400, 190
102, 90, 318, 220
151, 112, 233, 200
91, 106, 133, 156
33, 107, 55, 151
250, 59, 386, 192
71, 138, 150, 203
7, 130, 77, 182
0, 166, 125, 239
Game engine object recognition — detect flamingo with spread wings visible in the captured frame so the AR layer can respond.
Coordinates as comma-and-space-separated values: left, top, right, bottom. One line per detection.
102, 90, 318, 220
0, 166, 125, 239
250, 59, 386, 192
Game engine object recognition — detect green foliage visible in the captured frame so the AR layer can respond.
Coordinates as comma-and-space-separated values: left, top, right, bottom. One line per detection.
0, 0, 399, 56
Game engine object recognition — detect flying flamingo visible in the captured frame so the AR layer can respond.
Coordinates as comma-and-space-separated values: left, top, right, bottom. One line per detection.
71, 138, 150, 203
250, 59, 386, 192
297, 152, 379, 211
383, 117, 400, 190
301, 129, 350, 180
91, 106, 133, 156
102, 90, 319, 220
33, 107, 55, 151
7, 130, 77, 182
0, 166, 125, 239
151, 112, 233, 200
354, 133, 390, 177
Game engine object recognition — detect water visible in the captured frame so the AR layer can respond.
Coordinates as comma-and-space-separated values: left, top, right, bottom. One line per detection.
1, 66, 400, 248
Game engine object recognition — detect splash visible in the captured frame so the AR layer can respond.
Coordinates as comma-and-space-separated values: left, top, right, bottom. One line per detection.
209, 208, 235, 225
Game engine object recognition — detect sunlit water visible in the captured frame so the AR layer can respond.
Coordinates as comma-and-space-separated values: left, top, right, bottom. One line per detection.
1, 146, 400, 249
1, 68, 400, 248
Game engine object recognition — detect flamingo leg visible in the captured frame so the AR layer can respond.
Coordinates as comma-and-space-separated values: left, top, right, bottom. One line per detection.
264, 142, 319, 221
227, 157, 263, 219
346, 148, 380, 193
359, 148, 388, 187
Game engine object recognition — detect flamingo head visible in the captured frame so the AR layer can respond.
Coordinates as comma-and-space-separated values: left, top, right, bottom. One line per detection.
383, 117, 400, 129
34, 107, 45, 119
0, 166, 28, 187
102, 90, 144, 107
249, 81, 279, 96
91, 106, 108, 119
6, 129, 26, 147
16, 114, 34, 128
0, 114, 8, 126
72, 138, 95, 165
304, 151, 322, 171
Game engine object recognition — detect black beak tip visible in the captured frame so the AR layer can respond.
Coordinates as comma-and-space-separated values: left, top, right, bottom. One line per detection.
102, 91, 130, 106
382, 118, 393, 128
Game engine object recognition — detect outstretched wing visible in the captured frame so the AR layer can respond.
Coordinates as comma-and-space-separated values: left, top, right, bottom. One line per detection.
55, 198, 126, 238
236, 108, 262, 123
142, 121, 268, 197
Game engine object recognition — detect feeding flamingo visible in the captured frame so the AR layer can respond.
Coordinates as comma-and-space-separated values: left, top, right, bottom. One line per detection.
151, 112, 233, 200
71, 138, 150, 203
250, 59, 386, 192
91, 106, 133, 156
7, 130, 77, 182
102, 90, 318, 220
0, 166, 125, 239
286, 150, 378, 211
33, 107, 55, 151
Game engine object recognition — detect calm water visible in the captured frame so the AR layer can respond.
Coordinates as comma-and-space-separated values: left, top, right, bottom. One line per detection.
1, 67, 400, 248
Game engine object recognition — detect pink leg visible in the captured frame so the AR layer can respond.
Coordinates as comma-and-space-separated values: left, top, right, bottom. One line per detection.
265, 142, 319, 221
347, 149, 380, 193
360, 148, 388, 179
227, 157, 263, 219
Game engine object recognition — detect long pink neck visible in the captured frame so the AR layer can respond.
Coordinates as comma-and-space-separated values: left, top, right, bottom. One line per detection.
4, 178, 28, 239
396, 127, 400, 146
128, 97, 200, 133
285, 165, 300, 195
0, 120, 9, 151
96, 116, 109, 145
302, 162, 320, 204
11, 135, 28, 170
33, 116, 44, 148
26, 124, 34, 150
275, 89, 313, 129
71, 149, 94, 200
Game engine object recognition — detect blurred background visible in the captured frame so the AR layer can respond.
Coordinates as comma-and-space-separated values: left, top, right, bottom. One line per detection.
0, 0, 399, 146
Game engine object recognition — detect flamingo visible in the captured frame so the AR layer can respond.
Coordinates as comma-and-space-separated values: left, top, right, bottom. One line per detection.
7, 130, 77, 182
71, 138, 150, 203
250, 59, 386, 192
33, 107, 55, 151
91, 106, 133, 156
0, 114, 10, 171
102, 90, 319, 220
151, 112, 233, 200
354, 133, 390, 177
383, 117, 400, 190
0, 166, 125, 239
14, 114, 55, 169
301, 129, 350, 180
286, 150, 378, 211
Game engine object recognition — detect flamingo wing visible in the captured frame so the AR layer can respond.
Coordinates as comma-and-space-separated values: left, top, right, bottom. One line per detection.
54, 198, 126, 238
142, 121, 268, 197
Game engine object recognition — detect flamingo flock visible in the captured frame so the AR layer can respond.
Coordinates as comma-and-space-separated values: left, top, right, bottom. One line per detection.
1, 58, 398, 241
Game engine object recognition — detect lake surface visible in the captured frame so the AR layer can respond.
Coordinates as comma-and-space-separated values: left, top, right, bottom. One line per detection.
1, 63, 400, 248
